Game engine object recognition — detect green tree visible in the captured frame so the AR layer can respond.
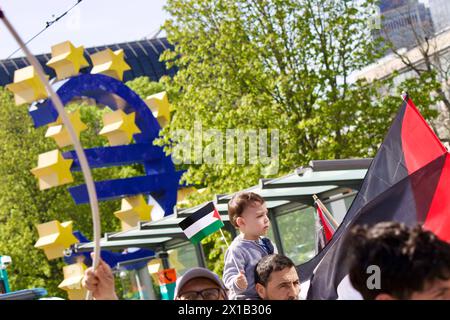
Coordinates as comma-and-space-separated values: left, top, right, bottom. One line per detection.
159, 0, 441, 197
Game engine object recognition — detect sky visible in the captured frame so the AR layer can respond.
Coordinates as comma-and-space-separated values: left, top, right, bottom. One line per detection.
0, 0, 432, 60
0, 0, 169, 59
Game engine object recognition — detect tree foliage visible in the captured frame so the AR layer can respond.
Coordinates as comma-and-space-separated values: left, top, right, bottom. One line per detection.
157, 0, 443, 278
159, 0, 441, 197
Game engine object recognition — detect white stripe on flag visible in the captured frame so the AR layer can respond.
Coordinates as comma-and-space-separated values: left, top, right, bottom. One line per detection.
184, 211, 218, 239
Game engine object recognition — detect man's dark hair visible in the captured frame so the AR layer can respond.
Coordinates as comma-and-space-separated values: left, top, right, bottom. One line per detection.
255, 254, 296, 287
347, 222, 450, 300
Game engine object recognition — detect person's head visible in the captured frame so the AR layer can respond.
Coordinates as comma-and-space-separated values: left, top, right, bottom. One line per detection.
347, 222, 450, 300
228, 192, 269, 238
174, 267, 228, 300
255, 254, 300, 300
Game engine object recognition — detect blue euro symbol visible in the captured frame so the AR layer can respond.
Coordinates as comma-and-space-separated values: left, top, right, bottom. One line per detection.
28, 73, 182, 216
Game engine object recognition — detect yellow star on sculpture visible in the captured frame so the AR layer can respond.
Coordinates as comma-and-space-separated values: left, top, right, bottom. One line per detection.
58, 262, 87, 300
145, 91, 171, 127
90, 48, 130, 81
46, 41, 89, 80
30, 150, 74, 190
114, 195, 154, 231
34, 220, 79, 260
5, 65, 48, 105
99, 109, 141, 146
45, 109, 88, 148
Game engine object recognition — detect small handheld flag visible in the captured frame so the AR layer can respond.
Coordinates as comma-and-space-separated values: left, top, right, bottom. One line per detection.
313, 196, 337, 253
313, 195, 338, 242
179, 202, 224, 244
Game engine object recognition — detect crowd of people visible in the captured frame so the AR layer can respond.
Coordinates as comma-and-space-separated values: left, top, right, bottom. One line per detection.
82, 192, 450, 300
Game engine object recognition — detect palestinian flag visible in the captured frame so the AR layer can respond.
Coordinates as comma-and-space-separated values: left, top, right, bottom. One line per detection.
298, 96, 450, 299
179, 202, 224, 244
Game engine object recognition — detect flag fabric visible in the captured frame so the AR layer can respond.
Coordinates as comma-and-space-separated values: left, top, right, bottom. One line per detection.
314, 203, 337, 253
298, 97, 450, 300
314, 212, 327, 254
316, 203, 336, 243
179, 202, 224, 244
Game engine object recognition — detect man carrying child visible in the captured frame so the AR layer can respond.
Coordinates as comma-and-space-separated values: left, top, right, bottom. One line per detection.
223, 192, 277, 300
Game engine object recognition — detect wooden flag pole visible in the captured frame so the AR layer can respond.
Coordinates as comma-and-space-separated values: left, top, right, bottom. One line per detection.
313, 194, 339, 229
219, 228, 242, 272
219, 228, 230, 247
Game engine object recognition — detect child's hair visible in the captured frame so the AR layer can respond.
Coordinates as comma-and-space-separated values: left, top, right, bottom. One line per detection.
228, 192, 265, 228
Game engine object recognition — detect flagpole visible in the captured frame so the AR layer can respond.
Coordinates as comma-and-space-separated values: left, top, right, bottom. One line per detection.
314, 195, 338, 228
219, 228, 230, 247
313, 195, 339, 229
401, 91, 409, 101
218, 228, 242, 272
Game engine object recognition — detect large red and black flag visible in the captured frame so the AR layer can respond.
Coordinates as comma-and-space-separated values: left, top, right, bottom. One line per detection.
298, 96, 450, 299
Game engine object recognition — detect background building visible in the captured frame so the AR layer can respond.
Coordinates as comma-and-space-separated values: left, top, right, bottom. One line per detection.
356, 27, 450, 145
374, 0, 434, 53
0, 37, 174, 87
429, 0, 450, 33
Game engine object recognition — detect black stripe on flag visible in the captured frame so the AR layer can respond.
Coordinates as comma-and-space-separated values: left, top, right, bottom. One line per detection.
179, 202, 216, 230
